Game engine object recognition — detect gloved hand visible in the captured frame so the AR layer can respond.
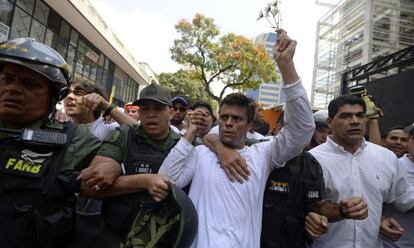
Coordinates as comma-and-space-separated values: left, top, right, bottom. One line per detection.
362, 95, 383, 119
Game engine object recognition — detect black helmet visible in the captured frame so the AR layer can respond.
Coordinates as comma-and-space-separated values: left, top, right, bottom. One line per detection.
0, 38, 71, 100
123, 184, 198, 248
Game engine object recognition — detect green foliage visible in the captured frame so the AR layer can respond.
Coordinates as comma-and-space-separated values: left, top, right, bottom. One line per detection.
158, 69, 218, 110
170, 13, 277, 104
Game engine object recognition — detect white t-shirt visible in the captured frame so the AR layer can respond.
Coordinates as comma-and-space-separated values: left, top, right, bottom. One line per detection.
86, 117, 119, 141
309, 139, 414, 248
382, 154, 414, 248
159, 80, 315, 247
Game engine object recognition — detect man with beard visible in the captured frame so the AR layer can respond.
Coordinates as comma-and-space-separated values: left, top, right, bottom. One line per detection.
170, 96, 189, 135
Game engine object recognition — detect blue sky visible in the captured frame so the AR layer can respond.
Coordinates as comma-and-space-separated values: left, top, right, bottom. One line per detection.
90, 0, 332, 94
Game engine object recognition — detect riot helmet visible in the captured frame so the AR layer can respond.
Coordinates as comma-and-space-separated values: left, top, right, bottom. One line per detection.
123, 183, 198, 248
0, 38, 71, 101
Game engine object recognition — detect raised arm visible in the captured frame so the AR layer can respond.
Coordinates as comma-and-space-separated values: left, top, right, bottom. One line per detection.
268, 30, 315, 167
80, 93, 139, 125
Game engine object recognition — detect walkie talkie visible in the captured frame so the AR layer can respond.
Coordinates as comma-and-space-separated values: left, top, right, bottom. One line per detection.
0, 128, 67, 146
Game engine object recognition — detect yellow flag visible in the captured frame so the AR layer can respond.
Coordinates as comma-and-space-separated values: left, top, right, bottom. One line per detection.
109, 85, 116, 104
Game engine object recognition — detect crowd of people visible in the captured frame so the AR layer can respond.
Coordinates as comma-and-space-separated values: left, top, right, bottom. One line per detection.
0, 29, 413, 248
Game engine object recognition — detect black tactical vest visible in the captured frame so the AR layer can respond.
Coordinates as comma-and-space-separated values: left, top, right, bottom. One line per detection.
261, 151, 324, 248
102, 127, 179, 239
0, 123, 77, 248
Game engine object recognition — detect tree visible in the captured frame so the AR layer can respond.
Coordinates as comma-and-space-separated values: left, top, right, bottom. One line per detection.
158, 69, 217, 110
171, 13, 277, 104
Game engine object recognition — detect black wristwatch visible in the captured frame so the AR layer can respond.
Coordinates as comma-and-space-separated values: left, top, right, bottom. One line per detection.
339, 205, 348, 219
102, 104, 115, 117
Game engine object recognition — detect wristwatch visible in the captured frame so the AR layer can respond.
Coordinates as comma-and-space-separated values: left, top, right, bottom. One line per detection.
102, 104, 115, 117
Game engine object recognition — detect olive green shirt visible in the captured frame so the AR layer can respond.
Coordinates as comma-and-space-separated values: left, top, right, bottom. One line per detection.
98, 124, 181, 163
0, 119, 101, 172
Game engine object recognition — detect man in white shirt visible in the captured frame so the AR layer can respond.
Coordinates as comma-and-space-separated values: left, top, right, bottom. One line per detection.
159, 30, 316, 247
307, 95, 414, 248
381, 125, 414, 248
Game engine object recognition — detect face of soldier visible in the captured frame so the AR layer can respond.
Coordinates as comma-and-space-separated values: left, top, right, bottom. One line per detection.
219, 104, 251, 149
138, 100, 171, 140
328, 104, 366, 150
0, 63, 52, 128
383, 129, 409, 157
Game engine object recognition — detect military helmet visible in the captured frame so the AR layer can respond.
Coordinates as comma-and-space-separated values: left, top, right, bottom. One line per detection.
0, 38, 71, 100
123, 184, 198, 248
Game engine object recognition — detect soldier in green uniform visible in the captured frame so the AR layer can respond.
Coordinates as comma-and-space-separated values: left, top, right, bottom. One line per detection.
0, 38, 108, 248
79, 82, 182, 246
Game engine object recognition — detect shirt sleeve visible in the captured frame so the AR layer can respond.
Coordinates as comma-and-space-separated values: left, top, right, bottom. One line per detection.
388, 158, 414, 212
97, 125, 130, 163
268, 79, 315, 169
158, 137, 197, 189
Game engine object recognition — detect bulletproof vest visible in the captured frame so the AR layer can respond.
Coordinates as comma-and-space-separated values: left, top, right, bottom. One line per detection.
261, 151, 323, 248
0, 123, 77, 248
103, 127, 179, 239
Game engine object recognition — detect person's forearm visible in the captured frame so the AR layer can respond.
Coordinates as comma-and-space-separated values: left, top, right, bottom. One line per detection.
277, 61, 299, 85
367, 119, 382, 145
158, 138, 196, 188
203, 134, 223, 154
108, 108, 139, 125
311, 200, 343, 222
81, 174, 148, 198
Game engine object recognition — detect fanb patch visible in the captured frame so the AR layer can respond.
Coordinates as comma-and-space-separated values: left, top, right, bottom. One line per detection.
0, 149, 52, 178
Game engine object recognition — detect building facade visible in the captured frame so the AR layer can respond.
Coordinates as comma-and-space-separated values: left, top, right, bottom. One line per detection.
0, 0, 152, 106
246, 32, 284, 107
311, 0, 414, 109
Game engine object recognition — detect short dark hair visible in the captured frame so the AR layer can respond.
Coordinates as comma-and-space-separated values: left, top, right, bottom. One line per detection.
70, 78, 108, 119
190, 101, 215, 121
328, 95, 366, 119
219, 93, 255, 123
383, 125, 405, 138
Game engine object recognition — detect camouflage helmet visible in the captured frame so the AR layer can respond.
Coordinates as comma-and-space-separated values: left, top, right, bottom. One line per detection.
0, 38, 71, 101
123, 184, 198, 248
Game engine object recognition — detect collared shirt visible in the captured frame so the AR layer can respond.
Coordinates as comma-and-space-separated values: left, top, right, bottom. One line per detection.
159, 80, 315, 248
309, 138, 414, 248
382, 154, 414, 248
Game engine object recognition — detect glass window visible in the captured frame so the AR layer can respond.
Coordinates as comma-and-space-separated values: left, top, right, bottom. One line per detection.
0, 0, 14, 26
29, 18, 46, 42
10, 7, 31, 39
90, 62, 97, 81
55, 36, 68, 58
96, 65, 103, 85
98, 53, 105, 66
16, 0, 34, 14
66, 45, 76, 73
104, 57, 109, 69
47, 8, 60, 32
33, 0, 48, 24
44, 28, 54, 47
75, 51, 84, 75
101, 69, 108, 90
59, 19, 70, 39
69, 29, 78, 46
83, 58, 91, 78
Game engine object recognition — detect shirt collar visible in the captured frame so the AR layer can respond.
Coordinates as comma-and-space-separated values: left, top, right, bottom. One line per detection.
326, 136, 367, 154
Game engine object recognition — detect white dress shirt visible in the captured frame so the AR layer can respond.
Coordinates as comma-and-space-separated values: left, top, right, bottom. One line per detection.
159, 80, 315, 248
310, 138, 414, 248
382, 154, 414, 248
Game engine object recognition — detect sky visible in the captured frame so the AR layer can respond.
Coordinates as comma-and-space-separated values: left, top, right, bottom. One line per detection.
90, 0, 332, 94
